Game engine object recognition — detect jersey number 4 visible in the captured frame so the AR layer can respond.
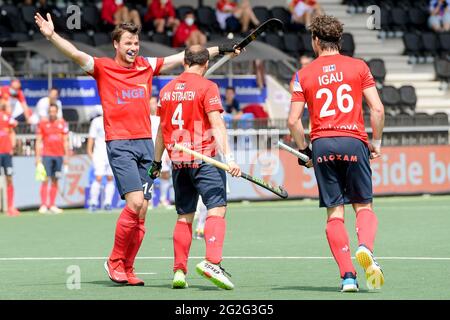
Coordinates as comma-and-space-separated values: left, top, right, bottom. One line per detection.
317, 84, 354, 118
171, 103, 185, 129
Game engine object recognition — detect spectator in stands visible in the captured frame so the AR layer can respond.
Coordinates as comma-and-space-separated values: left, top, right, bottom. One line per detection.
144, 0, 179, 34
289, 0, 323, 28
1, 79, 31, 123
101, 0, 142, 32
428, 0, 450, 32
222, 86, 254, 128
216, 0, 260, 33
32, 88, 63, 124
172, 11, 206, 48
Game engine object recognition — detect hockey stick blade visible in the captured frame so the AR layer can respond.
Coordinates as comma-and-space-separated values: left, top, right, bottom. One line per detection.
241, 173, 288, 199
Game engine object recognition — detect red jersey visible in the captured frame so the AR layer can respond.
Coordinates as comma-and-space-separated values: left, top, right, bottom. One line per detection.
38, 119, 68, 156
1, 86, 27, 104
173, 22, 199, 47
145, 0, 176, 21
91, 56, 164, 141
0, 111, 17, 154
216, 0, 237, 12
158, 72, 224, 162
101, 0, 123, 25
291, 54, 375, 144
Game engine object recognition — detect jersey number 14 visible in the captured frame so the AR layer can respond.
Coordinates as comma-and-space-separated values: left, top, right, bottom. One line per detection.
317, 84, 354, 118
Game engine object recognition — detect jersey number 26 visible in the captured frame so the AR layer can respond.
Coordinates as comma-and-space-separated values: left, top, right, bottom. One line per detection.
317, 84, 354, 118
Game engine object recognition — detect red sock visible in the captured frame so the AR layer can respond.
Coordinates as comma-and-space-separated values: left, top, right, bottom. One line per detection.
124, 219, 146, 272
204, 216, 226, 265
326, 217, 356, 278
109, 206, 138, 268
356, 209, 378, 252
40, 182, 48, 207
49, 183, 58, 207
173, 221, 192, 274
7, 183, 14, 209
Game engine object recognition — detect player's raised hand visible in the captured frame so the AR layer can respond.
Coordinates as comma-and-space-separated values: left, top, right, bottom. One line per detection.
227, 161, 241, 177
35, 12, 54, 39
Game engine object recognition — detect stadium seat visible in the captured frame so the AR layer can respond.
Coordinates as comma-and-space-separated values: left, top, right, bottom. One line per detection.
438, 32, 450, 58
93, 33, 110, 47
176, 5, 195, 20
408, 8, 428, 31
151, 33, 172, 47
380, 86, 401, 116
72, 33, 94, 46
403, 32, 422, 61
432, 112, 449, 125
20, 5, 38, 32
264, 32, 285, 51
390, 7, 409, 32
196, 6, 220, 33
434, 58, 450, 85
253, 6, 271, 23
367, 58, 386, 84
270, 7, 291, 30
301, 33, 314, 55
421, 32, 439, 57
0, 4, 27, 33
283, 33, 303, 58
399, 85, 417, 115
414, 112, 433, 126
340, 33, 355, 57
11, 32, 30, 43
81, 5, 100, 32
62, 108, 79, 122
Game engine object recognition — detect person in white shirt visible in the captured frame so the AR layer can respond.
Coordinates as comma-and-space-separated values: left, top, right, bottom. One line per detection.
150, 96, 173, 209
87, 110, 115, 211
36, 88, 63, 121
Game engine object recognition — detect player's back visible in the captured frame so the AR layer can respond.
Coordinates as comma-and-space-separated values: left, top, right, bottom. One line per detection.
159, 72, 223, 160
292, 54, 375, 143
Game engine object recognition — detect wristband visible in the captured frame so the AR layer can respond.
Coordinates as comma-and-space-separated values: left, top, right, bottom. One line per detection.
371, 139, 382, 149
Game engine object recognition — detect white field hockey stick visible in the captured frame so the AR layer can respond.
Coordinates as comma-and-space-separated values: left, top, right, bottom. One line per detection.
173, 143, 288, 199
205, 18, 284, 77
277, 141, 310, 162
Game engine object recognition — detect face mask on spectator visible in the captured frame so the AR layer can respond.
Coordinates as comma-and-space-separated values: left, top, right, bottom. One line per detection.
115, 0, 123, 5
185, 17, 194, 26
9, 88, 18, 97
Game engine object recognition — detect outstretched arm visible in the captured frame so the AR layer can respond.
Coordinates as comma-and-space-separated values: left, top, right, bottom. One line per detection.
35, 13, 94, 73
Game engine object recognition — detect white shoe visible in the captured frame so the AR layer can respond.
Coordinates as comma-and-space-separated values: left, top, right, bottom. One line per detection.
50, 206, 63, 214
355, 245, 385, 289
172, 270, 188, 289
38, 205, 48, 214
196, 260, 234, 290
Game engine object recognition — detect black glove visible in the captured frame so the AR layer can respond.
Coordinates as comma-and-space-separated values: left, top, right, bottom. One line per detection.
147, 160, 162, 179
218, 42, 238, 55
298, 145, 312, 167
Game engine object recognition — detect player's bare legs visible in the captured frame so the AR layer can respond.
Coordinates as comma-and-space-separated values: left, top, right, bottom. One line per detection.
353, 203, 384, 289
49, 177, 62, 214
325, 205, 358, 292
39, 177, 49, 213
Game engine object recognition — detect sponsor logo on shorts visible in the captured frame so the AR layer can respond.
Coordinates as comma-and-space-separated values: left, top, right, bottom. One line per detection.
317, 154, 358, 163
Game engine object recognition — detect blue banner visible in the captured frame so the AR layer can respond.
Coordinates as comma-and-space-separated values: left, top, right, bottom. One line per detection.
1, 76, 266, 107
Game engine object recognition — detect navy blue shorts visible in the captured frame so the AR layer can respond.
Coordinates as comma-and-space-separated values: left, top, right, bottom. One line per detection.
171, 162, 227, 215
0, 153, 13, 176
312, 137, 373, 208
107, 139, 154, 200
42, 156, 63, 178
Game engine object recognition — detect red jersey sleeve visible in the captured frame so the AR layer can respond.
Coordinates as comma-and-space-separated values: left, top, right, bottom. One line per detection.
17, 90, 26, 104
92, 57, 105, 79
361, 61, 376, 90
145, 57, 165, 75
203, 83, 224, 113
291, 70, 306, 102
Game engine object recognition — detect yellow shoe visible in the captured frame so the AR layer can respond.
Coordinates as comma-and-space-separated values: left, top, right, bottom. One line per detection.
355, 245, 385, 289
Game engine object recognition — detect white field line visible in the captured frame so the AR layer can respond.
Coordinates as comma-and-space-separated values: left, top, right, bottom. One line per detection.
0, 256, 450, 261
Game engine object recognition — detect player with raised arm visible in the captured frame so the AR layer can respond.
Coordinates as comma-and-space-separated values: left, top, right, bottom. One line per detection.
287, 15, 385, 292
149, 45, 241, 290
35, 13, 239, 286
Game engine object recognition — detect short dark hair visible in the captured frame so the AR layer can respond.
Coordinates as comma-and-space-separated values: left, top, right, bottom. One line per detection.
309, 15, 344, 51
111, 22, 141, 42
49, 87, 59, 93
226, 86, 235, 92
184, 45, 209, 67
